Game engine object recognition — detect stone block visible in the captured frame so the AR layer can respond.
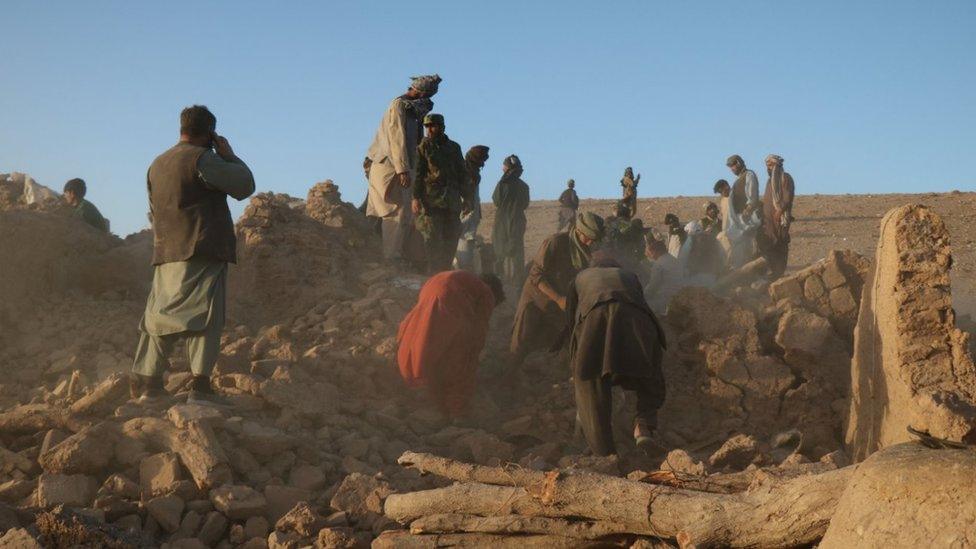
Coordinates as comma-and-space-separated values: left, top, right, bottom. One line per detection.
210, 484, 267, 520
140, 452, 182, 496
37, 473, 97, 507
146, 494, 184, 533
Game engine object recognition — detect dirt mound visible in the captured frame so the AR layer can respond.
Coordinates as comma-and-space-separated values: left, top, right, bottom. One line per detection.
0, 172, 60, 212
230, 191, 382, 329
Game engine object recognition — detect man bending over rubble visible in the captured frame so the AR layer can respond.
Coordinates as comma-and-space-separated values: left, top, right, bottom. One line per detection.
561, 254, 667, 456
509, 212, 605, 373
130, 105, 255, 405
396, 270, 506, 417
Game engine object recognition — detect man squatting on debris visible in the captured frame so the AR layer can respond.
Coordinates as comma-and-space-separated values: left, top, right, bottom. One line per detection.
130, 105, 255, 404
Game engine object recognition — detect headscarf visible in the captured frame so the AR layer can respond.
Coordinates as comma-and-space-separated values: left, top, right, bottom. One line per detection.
410, 74, 442, 95
726, 154, 744, 168
465, 145, 490, 165
502, 155, 523, 178
765, 154, 786, 211
570, 212, 605, 269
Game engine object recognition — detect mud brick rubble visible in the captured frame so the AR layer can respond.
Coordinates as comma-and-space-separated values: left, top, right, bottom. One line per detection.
0, 174, 973, 547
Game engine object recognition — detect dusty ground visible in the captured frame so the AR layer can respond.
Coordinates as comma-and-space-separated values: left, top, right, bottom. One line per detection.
483, 191, 976, 315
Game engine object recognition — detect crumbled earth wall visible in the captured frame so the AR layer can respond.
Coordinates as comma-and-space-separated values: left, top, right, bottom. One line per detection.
2, 180, 972, 546
845, 205, 976, 461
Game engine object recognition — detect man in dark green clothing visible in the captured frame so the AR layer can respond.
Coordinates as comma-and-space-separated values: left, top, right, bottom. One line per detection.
411, 113, 470, 274
63, 178, 109, 232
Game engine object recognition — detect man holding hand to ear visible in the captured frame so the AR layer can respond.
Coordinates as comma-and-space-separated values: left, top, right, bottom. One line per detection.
130, 105, 255, 406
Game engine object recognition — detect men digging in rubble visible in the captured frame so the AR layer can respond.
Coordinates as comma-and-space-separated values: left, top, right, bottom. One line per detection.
130, 105, 255, 404
62, 178, 109, 232
562, 254, 666, 456
365, 74, 442, 267
757, 154, 795, 279
557, 179, 579, 231
643, 236, 685, 315
455, 145, 490, 271
396, 270, 506, 418
412, 113, 470, 274
681, 201, 725, 283
509, 212, 605, 372
491, 154, 530, 283
664, 213, 686, 258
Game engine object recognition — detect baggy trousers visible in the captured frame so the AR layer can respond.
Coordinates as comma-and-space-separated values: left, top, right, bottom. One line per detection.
574, 374, 660, 456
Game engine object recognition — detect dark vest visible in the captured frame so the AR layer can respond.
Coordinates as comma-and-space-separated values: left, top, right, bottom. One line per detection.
731, 173, 748, 215
148, 143, 237, 265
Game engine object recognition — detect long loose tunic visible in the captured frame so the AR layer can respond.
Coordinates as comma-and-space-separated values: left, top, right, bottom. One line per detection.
397, 271, 496, 417
510, 231, 580, 355
759, 171, 795, 277
491, 174, 530, 260
568, 266, 666, 384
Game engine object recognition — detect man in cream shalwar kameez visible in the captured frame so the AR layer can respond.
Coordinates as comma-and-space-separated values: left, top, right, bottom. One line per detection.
365, 74, 441, 262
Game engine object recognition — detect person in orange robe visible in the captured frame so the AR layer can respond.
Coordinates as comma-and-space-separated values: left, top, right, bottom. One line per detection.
397, 270, 505, 417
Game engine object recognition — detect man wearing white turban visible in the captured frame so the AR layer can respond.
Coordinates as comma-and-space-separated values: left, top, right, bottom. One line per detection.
757, 154, 795, 278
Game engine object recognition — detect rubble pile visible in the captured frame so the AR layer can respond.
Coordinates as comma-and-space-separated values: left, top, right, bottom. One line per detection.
1, 184, 973, 547
0, 172, 60, 211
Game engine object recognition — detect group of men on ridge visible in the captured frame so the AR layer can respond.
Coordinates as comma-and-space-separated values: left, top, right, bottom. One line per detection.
58, 73, 795, 458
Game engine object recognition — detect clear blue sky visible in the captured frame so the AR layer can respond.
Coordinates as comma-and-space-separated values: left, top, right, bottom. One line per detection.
2, 1, 974, 236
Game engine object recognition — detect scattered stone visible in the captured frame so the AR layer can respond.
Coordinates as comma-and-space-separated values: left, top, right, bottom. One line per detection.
210, 484, 267, 520
0, 528, 42, 548
37, 473, 97, 507
708, 434, 760, 470
140, 452, 183, 496
245, 515, 271, 539
146, 494, 184, 533
316, 526, 359, 548
288, 464, 326, 492
197, 511, 229, 546
263, 484, 311, 523
167, 403, 225, 429
275, 501, 326, 537
659, 450, 706, 476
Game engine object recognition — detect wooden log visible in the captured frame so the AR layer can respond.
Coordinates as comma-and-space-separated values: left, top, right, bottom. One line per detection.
121, 417, 231, 490
373, 529, 619, 548
69, 373, 128, 416
410, 513, 635, 540
397, 451, 546, 486
387, 452, 855, 548
0, 404, 86, 434
714, 257, 769, 292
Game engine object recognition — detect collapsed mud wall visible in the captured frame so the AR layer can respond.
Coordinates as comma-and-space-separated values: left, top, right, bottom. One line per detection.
845, 205, 976, 461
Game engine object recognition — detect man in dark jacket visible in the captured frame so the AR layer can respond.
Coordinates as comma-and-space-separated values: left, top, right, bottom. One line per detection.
412, 113, 470, 273
130, 105, 255, 405
563, 255, 667, 456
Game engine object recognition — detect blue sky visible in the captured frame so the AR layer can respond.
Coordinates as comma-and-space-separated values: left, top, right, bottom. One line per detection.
2, 1, 974, 236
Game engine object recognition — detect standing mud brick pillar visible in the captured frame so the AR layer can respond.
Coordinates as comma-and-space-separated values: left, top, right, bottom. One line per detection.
845, 205, 976, 462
